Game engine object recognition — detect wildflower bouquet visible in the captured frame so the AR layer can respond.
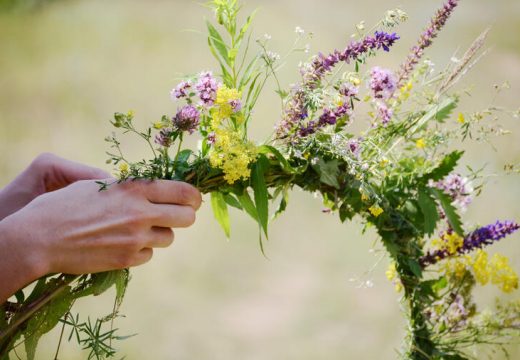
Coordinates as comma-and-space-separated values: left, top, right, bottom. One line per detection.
2, 0, 519, 359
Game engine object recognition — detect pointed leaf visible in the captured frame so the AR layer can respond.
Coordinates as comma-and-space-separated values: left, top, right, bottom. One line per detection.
251, 156, 270, 237
430, 188, 464, 236
417, 190, 440, 235
211, 192, 231, 238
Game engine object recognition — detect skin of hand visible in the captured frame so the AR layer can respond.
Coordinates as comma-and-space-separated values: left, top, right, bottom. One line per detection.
0, 153, 110, 221
0, 155, 202, 303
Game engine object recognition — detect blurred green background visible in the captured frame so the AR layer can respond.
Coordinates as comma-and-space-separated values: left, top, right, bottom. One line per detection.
1, 0, 519, 359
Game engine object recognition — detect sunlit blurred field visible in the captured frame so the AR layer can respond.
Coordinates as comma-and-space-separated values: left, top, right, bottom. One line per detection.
1, 0, 519, 359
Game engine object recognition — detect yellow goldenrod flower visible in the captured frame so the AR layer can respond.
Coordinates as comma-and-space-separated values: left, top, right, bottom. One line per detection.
416, 138, 426, 149
369, 205, 384, 217
472, 250, 490, 285
489, 253, 519, 293
209, 128, 257, 184
457, 113, 465, 124
127, 110, 135, 118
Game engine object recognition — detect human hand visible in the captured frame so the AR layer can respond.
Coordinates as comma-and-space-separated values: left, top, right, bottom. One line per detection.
0, 179, 202, 302
0, 153, 109, 220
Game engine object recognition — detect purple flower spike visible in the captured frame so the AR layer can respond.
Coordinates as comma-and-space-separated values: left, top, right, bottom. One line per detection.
276, 31, 399, 141
396, 0, 459, 89
420, 220, 520, 267
155, 128, 173, 147
173, 105, 200, 134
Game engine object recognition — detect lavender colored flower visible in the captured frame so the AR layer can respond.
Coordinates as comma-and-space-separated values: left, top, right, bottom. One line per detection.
339, 83, 359, 98
396, 0, 459, 89
420, 220, 520, 267
229, 99, 242, 113
298, 103, 351, 137
430, 173, 473, 211
377, 102, 393, 126
276, 31, 400, 141
196, 71, 219, 106
155, 128, 173, 147
370, 67, 397, 100
348, 138, 361, 158
171, 81, 192, 100
172, 105, 200, 134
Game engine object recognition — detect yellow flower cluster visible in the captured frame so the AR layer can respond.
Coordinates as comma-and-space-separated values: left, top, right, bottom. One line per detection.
210, 85, 242, 128
385, 262, 403, 292
369, 205, 384, 217
443, 250, 519, 293
432, 233, 464, 255
208, 86, 257, 184
209, 128, 257, 184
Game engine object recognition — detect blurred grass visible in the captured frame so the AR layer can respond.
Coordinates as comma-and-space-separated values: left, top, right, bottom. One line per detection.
0, 0, 519, 359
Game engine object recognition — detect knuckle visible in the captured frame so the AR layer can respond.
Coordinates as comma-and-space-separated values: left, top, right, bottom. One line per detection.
32, 152, 56, 169
185, 208, 196, 226
114, 253, 135, 269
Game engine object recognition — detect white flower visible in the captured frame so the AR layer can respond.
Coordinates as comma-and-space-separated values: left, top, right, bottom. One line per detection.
263, 33, 272, 41
295, 26, 305, 35
304, 44, 311, 53
265, 51, 280, 62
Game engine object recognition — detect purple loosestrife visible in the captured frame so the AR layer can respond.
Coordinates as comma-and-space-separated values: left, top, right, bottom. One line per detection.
196, 71, 219, 106
420, 220, 520, 267
172, 105, 200, 134
396, 0, 460, 89
276, 31, 399, 141
298, 103, 351, 137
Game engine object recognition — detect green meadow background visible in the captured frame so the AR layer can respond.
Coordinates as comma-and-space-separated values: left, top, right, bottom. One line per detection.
1, 0, 519, 358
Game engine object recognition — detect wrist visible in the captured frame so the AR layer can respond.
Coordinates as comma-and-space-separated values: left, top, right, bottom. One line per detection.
0, 214, 50, 286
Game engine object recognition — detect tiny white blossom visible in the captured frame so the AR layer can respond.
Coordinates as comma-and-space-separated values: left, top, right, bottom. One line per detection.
265, 51, 280, 62
263, 33, 272, 40
450, 56, 461, 63
304, 44, 311, 53
295, 26, 305, 35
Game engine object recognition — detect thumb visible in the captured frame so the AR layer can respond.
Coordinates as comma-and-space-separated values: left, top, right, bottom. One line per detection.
40, 154, 111, 191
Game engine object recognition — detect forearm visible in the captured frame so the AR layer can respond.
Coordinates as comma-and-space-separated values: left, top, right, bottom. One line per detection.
0, 215, 47, 303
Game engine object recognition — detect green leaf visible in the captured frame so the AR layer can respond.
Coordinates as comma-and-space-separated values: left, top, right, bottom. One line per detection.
273, 187, 289, 220
417, 190, 440, 236
258, 145, 294, 173
24, 286, 74, 360
224, 193, 243, 210
211, 192, 231, 238
251, 155, 270, 238
421, 151, 464, 183
238, 190, 259, 222
206, 21, 230, 66
408, 97, 458, 135
238, 56, 259, 90
236, 10, 257, 47
407, 259, 423, 278
115, 269, 130, 307
430, 188, 464, 236
432, 276, 448, 294
312, 158, 340, 189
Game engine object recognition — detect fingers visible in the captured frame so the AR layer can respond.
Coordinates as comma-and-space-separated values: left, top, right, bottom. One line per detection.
149, 204, 197, 228
142, 180, 202, 210
146, 227, 175, 248
130, 248, 154, 267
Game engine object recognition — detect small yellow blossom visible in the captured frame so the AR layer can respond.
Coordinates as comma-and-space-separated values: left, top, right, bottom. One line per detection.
457, 113, 465, 124
361, 193, 369, 202
379, 158, 389, 167
127, 110, 135, 118
369, 205, 384, 217
416, 138, 426, 149
153, 121, 165, 129
386, 263, 397, 281
118, 162, 129, 175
